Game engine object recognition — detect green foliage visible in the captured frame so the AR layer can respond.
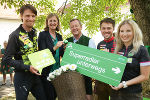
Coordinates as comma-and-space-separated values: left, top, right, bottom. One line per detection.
0, 0, 55, 31
33, 0, 55, 31
59, 0, 131, 37
0, 0, 132, 38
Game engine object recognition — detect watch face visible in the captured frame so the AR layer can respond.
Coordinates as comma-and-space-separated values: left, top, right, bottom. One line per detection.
122, 81, 127, 88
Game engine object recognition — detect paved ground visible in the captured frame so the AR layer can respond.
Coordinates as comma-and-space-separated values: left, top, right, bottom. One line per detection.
0, 74, 15, 99
0, 75, 150, 100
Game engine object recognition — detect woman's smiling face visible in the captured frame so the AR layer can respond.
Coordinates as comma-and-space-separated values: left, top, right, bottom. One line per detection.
48, 16, 58, 31
119, 23, 134, 46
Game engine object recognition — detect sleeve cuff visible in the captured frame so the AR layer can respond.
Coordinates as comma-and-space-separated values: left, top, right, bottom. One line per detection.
140, 61, 150, 66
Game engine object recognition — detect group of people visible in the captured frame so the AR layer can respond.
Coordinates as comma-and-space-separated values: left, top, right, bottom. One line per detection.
1, 4, 150, 100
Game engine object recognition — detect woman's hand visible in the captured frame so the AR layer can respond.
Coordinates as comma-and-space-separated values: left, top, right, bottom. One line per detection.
53, 41, 64, 51
110, 83, 123, 91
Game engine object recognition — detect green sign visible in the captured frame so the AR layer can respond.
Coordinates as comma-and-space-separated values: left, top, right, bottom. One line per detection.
61, 42, 127, 86
28, 49, 56, 74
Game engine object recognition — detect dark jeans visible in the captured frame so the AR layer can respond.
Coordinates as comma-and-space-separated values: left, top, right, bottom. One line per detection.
110, 90, 143, 100
94, 80, 111, 100
84, 75, 93, 95
40, 76, 57, 100
14, 71, 46, 100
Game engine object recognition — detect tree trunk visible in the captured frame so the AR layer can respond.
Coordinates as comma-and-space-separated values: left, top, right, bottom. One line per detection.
130, 0, 150, 45
130, 0, 150, 98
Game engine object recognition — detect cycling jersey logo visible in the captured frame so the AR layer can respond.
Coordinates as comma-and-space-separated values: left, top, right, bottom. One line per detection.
19, 31, 38, 65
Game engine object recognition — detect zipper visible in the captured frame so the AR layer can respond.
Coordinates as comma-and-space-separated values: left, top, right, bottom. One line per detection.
124, 47, 128, 56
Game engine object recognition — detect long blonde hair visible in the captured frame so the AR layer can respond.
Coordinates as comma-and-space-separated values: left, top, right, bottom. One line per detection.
114, 20, 143, 54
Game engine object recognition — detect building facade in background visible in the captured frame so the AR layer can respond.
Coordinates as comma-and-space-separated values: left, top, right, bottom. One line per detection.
0, 5, 21, 47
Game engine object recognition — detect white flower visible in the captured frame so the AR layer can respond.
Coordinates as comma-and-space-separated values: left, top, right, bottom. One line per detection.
52, 70, 57, 75
59, 67, 63, 72
49, 73, 55, 79
61, 66, 67, 72
65, 64, 70, 71
47, 72, 55, 81
55, 69, 62, 76
47, 77, 51, 81
47, 64, 77, 81
69, 64, 77, 71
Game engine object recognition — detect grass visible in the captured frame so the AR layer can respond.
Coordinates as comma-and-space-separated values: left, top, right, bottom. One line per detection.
144, 97, 150, 100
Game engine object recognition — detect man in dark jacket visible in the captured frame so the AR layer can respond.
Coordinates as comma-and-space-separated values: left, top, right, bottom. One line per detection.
94, 18, 115, 100
2, 4, 46, 100
67, 19, 96, 100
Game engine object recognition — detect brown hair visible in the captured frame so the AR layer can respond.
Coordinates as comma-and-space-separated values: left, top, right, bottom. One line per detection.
100, 18, 115, 29
69, 19, 82, 26
44, 13, 60, 31
20, 4, 37, 16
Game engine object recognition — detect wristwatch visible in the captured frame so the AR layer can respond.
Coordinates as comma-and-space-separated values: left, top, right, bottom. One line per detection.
122, 81, 128, 88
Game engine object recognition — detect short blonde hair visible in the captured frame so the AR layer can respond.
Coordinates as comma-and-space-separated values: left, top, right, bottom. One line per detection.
114, 20, 143, 54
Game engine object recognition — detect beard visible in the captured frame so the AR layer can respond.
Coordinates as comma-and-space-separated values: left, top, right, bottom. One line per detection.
22, 21, 35, 32
103, 32, 112, 40
26, 22, 34, 28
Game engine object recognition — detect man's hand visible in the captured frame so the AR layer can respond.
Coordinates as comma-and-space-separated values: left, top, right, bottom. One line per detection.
102, 48, 109, 52
30, 65, 40, 75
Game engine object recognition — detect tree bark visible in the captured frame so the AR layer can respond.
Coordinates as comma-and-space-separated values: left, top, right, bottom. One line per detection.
130, 0, 150, 45
130, 0, 150, 98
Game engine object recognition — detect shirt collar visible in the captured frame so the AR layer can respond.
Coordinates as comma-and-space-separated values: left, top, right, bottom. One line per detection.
73, 34, 82, 43
19, 24, 35, 34
104, 36, 114, 43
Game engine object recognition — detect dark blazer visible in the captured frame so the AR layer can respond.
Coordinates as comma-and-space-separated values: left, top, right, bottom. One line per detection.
38, 31, 64, 77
